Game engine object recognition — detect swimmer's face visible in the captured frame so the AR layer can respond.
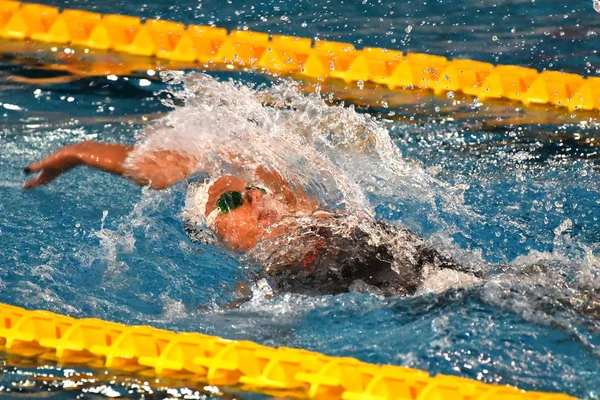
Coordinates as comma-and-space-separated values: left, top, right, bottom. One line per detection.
205, 176, 284, 251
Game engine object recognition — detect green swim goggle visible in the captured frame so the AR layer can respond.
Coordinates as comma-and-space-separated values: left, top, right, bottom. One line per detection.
215, 185, 268, 214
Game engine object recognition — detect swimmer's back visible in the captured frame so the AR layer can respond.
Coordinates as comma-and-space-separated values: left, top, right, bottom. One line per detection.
248, 214, 469, 296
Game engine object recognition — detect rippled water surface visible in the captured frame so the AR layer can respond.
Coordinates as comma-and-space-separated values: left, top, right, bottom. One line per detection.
1, 0, 600, 399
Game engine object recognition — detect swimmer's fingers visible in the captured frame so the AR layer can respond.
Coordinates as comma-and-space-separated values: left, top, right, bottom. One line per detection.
22, 147, 81, 189
22, 168, 63, 189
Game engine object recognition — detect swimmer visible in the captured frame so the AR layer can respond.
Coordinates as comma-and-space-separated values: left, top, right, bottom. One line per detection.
23, 140, 481, 297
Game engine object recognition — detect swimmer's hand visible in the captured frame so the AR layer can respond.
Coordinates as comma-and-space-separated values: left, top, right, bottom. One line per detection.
23, 141, 132, 189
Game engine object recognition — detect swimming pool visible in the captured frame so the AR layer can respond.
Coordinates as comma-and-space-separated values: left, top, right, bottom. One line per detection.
1, 0, 600, 398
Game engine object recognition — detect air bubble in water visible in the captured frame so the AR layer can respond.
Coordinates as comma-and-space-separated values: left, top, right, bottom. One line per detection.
447, 91, 455, 99
405, 25, 413, 33
357, 80, 364, 90
594, 0, 600, 13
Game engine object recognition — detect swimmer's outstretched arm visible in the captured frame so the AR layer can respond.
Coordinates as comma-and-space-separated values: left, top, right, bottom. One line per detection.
23, 141, 198, 190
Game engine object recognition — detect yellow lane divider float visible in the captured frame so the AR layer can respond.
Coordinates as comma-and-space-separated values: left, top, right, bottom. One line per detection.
0, 303, 577, 399
1, 0, 599, 113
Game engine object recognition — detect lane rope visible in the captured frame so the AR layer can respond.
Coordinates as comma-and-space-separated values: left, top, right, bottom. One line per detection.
0, 0, 598, 112
0, 302, 577, 399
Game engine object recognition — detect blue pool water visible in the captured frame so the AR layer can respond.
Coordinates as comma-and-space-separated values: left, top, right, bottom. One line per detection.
1, 0, 600, 398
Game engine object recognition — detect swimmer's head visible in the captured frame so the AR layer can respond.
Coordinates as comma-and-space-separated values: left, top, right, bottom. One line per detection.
204, 175, 285, 251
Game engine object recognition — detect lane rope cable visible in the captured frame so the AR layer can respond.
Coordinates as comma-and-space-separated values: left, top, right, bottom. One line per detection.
0, 0, 599, 113
0, 303, 577, 399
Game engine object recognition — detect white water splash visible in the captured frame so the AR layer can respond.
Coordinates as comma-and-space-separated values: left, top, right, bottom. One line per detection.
93, 209, 135, 276
89, 188, 173, 284
132, 73, 473, 237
